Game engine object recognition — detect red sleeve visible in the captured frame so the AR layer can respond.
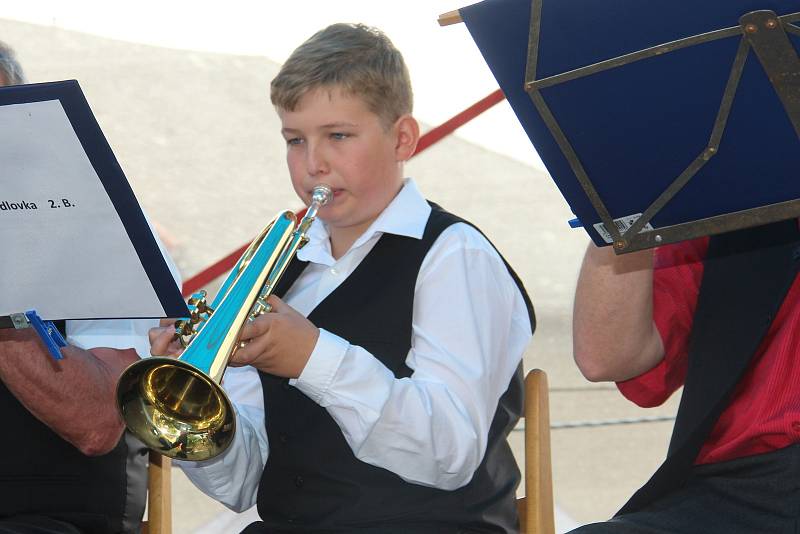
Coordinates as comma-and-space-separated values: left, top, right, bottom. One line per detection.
616, 237, 709, 407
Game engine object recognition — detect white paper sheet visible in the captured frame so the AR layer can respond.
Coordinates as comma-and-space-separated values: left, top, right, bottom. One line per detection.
1, 98, 172, 319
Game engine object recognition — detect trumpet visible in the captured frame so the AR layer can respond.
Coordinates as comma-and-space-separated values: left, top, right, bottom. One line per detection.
116, 185, 333, 461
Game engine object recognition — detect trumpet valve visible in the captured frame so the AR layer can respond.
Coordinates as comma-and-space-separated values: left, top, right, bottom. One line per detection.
174, 318, 192, 335
174, 290, 216, 346
187, 289, 207, 307
251, 298, 273, 317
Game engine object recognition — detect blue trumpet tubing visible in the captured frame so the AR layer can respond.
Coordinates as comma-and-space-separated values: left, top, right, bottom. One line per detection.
179, 212, 295, 373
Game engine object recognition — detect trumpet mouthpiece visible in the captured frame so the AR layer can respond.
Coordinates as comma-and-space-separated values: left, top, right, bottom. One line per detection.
312, 184, 333, 206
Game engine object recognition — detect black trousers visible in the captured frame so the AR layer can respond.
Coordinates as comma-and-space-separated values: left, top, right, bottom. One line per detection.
0, 517, 81, 534
570, 443, 800, 534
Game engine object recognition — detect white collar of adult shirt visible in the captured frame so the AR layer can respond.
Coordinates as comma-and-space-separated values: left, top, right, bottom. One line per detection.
297, 178, 432, 267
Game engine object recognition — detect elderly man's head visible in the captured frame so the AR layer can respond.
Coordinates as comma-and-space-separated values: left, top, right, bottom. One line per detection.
0, 41, 26, 87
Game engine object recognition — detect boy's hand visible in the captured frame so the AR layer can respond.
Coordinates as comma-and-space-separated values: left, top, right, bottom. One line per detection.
149, 318, 184, 357
232, 295, 319, 378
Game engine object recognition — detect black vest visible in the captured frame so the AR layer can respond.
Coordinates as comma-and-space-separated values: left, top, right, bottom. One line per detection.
620, 220, 800, 515
253, 204, 535, 533
0, 322, 146, 533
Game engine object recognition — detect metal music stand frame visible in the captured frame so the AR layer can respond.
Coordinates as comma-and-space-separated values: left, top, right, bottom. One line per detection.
523, 3, 800, 253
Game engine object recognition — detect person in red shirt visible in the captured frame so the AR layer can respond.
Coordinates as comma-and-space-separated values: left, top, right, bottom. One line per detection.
570, 219, 800, 533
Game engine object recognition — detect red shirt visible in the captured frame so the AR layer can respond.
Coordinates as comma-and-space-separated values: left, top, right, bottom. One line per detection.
617, 237, 800, 465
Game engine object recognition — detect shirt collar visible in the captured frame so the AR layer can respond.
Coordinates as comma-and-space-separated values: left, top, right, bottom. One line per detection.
298, 178, 431, 264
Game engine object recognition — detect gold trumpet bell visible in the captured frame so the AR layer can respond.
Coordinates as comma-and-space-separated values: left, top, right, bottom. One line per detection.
116, 357, 235, 461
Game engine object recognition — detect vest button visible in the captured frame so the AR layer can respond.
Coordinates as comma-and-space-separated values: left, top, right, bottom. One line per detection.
279, 434, 288, 443
294, 475, 304, 488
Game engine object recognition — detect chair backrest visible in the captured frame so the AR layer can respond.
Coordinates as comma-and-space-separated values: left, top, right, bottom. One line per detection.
141, 451, 172, 534
517, 369, 555, 534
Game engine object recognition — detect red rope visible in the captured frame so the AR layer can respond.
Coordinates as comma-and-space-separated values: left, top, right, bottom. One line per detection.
412, 89, 506, 156
181, 89, 507, 296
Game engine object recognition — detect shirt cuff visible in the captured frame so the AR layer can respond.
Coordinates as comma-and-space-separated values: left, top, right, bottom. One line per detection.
290, 328, 348, 405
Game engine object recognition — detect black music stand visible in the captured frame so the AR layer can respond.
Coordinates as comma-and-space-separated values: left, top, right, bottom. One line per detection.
449, 0, 800, 253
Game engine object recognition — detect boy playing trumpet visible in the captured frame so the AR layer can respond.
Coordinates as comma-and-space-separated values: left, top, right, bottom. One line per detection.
153, 23, 535, 533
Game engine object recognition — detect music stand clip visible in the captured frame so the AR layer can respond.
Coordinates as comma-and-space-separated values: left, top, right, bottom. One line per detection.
3, 311, 67, 360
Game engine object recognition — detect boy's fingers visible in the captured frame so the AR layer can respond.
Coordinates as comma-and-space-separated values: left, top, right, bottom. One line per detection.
232, 333, 268, 365
148, 326, 167, 345
149, 326, 177, 356
266, 295, 290, 314
240, 314, 274, 340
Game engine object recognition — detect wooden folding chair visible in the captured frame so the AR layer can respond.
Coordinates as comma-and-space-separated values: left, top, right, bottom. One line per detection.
141, 451, 172, 534
517, 369, 555, 534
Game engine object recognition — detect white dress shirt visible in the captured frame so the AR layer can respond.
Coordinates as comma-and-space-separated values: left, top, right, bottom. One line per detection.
179, 178, 533, 512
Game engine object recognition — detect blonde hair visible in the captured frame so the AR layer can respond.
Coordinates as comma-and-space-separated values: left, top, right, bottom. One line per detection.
271, 23, 413, 129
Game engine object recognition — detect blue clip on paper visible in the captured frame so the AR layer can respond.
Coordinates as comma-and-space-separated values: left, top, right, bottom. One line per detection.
25, 310, 66, 360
